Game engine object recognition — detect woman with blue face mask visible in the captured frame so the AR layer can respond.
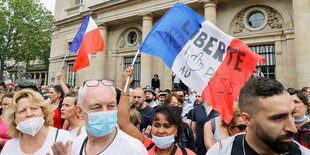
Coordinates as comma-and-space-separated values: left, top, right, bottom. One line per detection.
118, 66, 196, 155
1, 89, 73, 155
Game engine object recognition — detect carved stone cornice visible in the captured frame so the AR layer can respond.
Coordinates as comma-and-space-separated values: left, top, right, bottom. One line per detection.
198, 0, 217, 6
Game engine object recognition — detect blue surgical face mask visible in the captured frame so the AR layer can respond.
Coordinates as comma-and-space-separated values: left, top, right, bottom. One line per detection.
83, 109, 118, 137
295, 115, 308, 123
152, 134, 175, 149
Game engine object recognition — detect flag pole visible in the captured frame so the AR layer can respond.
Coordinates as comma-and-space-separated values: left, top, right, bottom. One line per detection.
123, 50, 140, 93
59, 49, 70, 71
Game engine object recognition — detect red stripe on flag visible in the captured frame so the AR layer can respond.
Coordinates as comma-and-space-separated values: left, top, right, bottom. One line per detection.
201, 38, 265, 124
72, 28, 104, 72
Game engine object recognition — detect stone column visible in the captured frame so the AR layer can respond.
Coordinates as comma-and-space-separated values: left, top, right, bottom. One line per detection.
199, 0, 217, 25
96, 23, 108, 79
140, 13, 153, 88
293, 0, 310, 87
45, 72, 48, 85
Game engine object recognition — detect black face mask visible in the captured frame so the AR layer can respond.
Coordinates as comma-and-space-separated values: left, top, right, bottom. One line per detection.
177, 106, 183, 114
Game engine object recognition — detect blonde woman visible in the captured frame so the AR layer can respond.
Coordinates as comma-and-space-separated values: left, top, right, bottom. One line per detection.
2, 89, 72, 154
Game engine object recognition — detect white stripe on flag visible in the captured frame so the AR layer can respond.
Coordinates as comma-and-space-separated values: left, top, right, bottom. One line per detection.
171, 20, 233, 94
85, 17, 99, 33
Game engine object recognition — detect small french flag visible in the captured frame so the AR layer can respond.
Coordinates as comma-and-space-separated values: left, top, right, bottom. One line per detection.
69, 14, 104, 72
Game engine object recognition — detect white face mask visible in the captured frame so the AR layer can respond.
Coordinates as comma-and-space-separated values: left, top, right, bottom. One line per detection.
16, 117, 45, 136
152, 134, 175, 149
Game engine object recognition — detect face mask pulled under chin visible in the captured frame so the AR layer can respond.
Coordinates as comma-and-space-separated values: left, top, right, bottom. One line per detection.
86, 110, 118, 137
16, 117, 45, 136
152, 134, 175, 149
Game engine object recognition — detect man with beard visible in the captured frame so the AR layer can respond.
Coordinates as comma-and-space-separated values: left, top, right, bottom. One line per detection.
158, 91, 167, 106
207, 77, 309, 154
132, 87, 153, 131
144, 88, 157, 108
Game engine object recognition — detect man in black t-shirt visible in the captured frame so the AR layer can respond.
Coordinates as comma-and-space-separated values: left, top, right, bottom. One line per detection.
207, 77, 309, 154
132, 87, 153, 131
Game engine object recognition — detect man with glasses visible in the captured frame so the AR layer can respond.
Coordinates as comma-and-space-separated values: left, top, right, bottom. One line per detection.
68, 79, 147, 154
207, 77, 309, 154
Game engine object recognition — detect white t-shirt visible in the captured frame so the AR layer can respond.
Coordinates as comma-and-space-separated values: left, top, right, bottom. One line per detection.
70, 126, 86, 138
1, 127, 73, 155
71, 128, 147, 155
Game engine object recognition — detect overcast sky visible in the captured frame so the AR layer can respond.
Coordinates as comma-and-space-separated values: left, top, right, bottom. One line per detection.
40, 0, 55, 15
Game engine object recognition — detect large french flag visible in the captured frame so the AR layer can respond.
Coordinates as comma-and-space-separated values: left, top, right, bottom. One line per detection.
69, 14, 104, 72
139, 2, 265, 123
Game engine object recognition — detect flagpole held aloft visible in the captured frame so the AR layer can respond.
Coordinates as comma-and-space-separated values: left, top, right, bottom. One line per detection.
123, 50, 140, 93
59, 49, 70, 71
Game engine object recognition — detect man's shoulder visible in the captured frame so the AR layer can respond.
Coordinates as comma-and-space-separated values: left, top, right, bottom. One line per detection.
116, 129, 141, 143
193, 104, 204, 111
142, 105, 154, 112
112, 129, 147, 153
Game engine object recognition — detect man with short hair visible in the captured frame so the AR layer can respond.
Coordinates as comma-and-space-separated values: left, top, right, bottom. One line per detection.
132, 87, 153, 131
158, 92, 166, 105
70, 80, 147, 154
207, 77, 309, 154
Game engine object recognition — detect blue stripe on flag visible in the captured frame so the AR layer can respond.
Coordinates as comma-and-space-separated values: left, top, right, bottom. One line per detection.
139, 2, 205, 68
69, 14, 91, 53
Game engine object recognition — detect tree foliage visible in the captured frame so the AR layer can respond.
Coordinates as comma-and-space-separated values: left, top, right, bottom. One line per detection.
0, 0, 53, 80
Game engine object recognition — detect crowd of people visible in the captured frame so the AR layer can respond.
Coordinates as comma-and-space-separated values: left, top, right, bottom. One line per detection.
0, 67, 309, 154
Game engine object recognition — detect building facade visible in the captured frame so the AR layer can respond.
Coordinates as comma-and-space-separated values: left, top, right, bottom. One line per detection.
49, 0, 310, 89
6, 61, 48, 86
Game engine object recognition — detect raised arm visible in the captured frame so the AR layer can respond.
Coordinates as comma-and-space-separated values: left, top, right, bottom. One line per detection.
56, 71, 70, 95
118, 66, 144, 143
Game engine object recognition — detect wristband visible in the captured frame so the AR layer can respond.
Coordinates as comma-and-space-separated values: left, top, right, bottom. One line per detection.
121, 94, 130, 96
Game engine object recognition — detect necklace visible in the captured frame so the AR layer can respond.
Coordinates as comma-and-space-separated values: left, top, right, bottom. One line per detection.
242, 135, 246, 155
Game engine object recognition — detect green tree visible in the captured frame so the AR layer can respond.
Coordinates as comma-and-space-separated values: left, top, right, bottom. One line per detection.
0, 0, 53, 80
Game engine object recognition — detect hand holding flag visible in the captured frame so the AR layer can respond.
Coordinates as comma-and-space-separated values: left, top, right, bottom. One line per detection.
138, 2, 265, 123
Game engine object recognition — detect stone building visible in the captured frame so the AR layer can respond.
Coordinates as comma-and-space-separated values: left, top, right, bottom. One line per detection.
49, 0, 310, 89
6, 61, 48, 86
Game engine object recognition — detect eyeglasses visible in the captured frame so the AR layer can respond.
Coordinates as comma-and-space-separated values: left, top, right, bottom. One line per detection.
232, 124, 247, 131
82, 79, 114, 87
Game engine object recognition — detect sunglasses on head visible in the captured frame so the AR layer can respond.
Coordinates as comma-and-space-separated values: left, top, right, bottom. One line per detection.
232, 124, 247, 131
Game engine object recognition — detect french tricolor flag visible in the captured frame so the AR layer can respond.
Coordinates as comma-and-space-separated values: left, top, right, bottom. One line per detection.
69, 14, 104, 72
139, 2, 265, 123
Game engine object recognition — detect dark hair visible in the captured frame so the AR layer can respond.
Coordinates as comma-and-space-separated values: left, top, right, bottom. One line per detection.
174, 89, 185, 96
52, 85, 64, 100
64, 91, 78, 105
2, 92, 14, 100
287, 88, 295, 95
153, 106, 183, 143
302, 87, 310, 92
116, 88, 121, 105
239, 77, 285, 114
0, 82, 7, 89
164, 89, 171, 94
154, 74, 158, 77
164, 94, 184, 106
288, 89, 309, 105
